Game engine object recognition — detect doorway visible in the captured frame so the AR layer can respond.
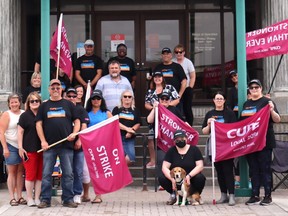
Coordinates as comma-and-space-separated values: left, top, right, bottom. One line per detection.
95, 12, 185, 115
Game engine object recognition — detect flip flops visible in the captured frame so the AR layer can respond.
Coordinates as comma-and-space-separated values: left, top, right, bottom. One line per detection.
91, 197, 102, 204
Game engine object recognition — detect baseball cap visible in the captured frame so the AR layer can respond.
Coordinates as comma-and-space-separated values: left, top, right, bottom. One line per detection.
66, 87, 77, 94
90, 89, 103, 99
248, 79, 262, 87
173, 130, 187, 140
84, 39, 94, 46
160, 89, 171, 99
117, 43, 127, 50
49, 79, 61, 86
152, 71, 163, 77
229, 70, 237, 77
161, 47, 172, 54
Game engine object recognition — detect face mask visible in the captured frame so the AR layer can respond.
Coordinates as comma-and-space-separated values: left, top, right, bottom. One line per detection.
175, 140, 186, 148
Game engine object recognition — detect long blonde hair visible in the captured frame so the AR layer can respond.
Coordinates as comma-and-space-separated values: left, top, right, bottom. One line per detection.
118, 90, 135, 110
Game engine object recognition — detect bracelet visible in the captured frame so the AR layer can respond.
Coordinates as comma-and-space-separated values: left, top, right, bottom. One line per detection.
188, 174, 192, 179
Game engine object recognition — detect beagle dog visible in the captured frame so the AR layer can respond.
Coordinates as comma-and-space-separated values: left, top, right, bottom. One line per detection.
170, 167, 203, 206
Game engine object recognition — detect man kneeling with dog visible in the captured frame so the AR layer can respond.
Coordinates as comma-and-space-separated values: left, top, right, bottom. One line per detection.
159, 130, 206, 206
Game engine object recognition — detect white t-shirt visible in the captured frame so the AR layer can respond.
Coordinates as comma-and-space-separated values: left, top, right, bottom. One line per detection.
173, 57, 195, 87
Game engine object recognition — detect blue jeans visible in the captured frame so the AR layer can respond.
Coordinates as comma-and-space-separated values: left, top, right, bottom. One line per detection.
73, 150, 84, 195
41, 148, 74, 204
122, 136, 135, 162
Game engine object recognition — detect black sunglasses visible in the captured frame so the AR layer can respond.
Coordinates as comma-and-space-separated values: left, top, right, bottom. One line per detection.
67, 95, 77, 98
123, 95, 132, 99
30, 99, 40, 104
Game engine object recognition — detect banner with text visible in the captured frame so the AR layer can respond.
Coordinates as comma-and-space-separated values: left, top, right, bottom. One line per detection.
157, 104, 199, 152
246, 19, 288, 60
211, 105, 270, 162
79, 116, 133, 194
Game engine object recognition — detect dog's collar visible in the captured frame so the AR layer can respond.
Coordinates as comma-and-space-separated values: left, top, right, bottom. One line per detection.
176, 179, 184, 186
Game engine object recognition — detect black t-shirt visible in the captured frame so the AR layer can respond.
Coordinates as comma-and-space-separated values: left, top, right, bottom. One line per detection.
154, 62, 187, 92
35, 99, 78, 149
112, 106, 141, 137
75, 54, 103, 83
227, 86, 238, 118
202, 108, 237, 129
104, 56, 136, 83
18, 110, 41, 152
241, 96, 279, 149
22, 86, 41, 104
164, 145, 203, 174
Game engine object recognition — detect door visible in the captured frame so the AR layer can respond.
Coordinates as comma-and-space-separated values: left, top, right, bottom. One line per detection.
96, 12, 184, 116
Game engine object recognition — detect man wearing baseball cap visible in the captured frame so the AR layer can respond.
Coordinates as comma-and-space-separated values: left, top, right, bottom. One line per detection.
75, 39, 103, 90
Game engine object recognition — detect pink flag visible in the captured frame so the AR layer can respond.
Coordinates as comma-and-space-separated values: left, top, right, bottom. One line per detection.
246, 19, 288, 60
50, 14, 72, 77
211, 105, 270, 162
78, 116, 133, 195
157, 104, 199, 152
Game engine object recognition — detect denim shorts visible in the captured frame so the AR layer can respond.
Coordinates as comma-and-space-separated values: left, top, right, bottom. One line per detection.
121, 136, 135, 162
5, 143, 22, 165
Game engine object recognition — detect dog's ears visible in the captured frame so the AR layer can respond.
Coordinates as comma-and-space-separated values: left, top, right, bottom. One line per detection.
170, 169, 175, 178
181, 169, 186, 178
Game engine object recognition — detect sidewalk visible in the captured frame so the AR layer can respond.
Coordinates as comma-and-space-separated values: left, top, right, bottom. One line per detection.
0, 184, 287, 216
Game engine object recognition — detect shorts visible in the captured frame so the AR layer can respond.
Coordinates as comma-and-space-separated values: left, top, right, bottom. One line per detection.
122, 136, 135, 162
5, 143, 22, 165
148, 128, 155, 140
23, 152, 43, 181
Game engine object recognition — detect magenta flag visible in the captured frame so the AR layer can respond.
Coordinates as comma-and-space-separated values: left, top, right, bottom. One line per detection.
246, 19, 288, 60
50, 15, 72, 77
211, 105, 270, 162
78, 116, 133, 195
157, 104, 199, 152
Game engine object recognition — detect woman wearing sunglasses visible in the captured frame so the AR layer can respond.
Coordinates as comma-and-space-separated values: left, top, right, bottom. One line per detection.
112, 90, 141, 166
18, 92, 42, 207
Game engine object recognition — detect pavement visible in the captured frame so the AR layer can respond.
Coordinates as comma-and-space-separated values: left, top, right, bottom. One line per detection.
0, 184, 287, 216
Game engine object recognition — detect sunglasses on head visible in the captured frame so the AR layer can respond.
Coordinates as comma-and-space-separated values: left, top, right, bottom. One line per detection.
30, 99, 40, 104
123, 95, 132, 99
50, 87, 61, 91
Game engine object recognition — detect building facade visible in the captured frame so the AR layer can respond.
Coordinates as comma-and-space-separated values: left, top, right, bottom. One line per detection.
0, 0, 288, 114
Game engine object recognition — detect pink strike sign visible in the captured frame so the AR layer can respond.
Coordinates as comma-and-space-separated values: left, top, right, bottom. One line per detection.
157, 104, 199, 152
211, 105, 270, 162
79, 116, 133, 195
246, 19, 288, 60
50, 21, 72, 77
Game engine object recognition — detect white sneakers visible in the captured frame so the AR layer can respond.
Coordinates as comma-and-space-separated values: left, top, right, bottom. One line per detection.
73, 195, 81, 204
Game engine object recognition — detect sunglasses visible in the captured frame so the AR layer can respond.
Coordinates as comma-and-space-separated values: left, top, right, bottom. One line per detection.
91, 97, 101, 100
123, 95, 132, 99
160, 97, 169, 101
174, 51, 183, 54
249, 86, 260, 90
30, 99, 40, 104
86, 45, 93, 48
67, 95, 77, 98
50, 87, 61, 91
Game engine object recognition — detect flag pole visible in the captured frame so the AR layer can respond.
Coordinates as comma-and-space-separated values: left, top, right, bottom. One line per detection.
268, 54, 284, 94
154, 105, 158, 192
56, 13, 63, 80
84, 80, 91, 108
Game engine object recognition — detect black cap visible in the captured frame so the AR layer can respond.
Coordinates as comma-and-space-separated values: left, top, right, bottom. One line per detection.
90, 89, 103, 99
173, 130, 187, 140
117, 43, 127, 50
161, 47, 172, 54
160, 89, 171, 99
152, 71, 163, 77
229, 70, 237, 77
248, 79, 262, 88
66, 87, 77, 94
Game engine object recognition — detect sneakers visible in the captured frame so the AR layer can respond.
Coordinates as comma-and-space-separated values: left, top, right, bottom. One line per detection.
27, 199, 36, 207
73, 195, 81, 205
37, 201, 51, 208
245, 196, 260, 205
35, 199, 41, 206
146, 162, 155, 169
260, 196, 272, 206
166, 194, 176, 205
62, 201, 78, 208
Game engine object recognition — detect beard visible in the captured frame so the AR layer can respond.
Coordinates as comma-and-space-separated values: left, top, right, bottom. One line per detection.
111, 73, 119, 78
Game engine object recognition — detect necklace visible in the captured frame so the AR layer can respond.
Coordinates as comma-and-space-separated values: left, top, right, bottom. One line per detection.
179, 154, 185, 160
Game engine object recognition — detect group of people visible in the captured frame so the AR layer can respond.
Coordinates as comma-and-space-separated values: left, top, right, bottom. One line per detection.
0, 39, 280, 209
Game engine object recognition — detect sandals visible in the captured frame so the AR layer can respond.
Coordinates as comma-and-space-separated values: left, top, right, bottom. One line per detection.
91, 196, 102, 204
81, 197, 91, 202
18, 197, 27, 205
10, 199, 19, 206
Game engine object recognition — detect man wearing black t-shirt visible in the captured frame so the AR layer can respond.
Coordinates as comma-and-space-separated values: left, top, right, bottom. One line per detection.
75, 39, 103, 89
